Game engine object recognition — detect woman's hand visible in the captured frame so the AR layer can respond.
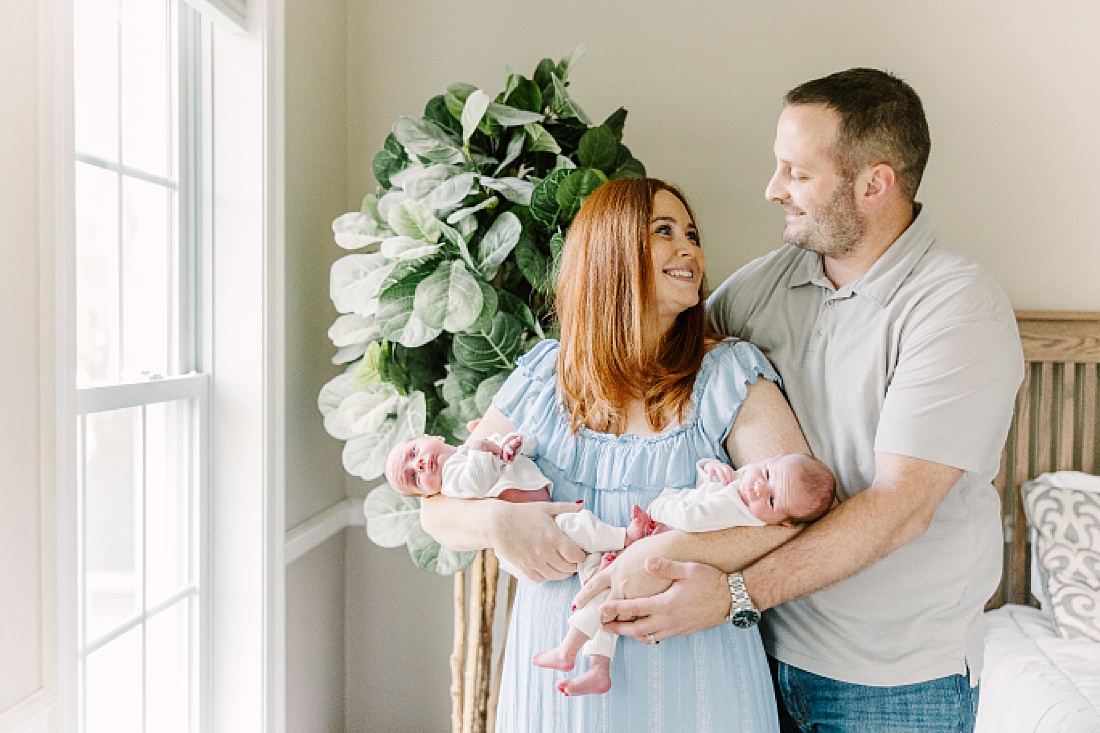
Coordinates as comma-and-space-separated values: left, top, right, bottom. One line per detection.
490, 500, 587, 583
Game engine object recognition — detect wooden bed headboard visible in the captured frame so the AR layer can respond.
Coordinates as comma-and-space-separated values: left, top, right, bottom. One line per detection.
990, 310, 1100, 609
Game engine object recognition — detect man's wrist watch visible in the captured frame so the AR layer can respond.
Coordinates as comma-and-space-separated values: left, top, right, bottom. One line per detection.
726, 571, 761, 628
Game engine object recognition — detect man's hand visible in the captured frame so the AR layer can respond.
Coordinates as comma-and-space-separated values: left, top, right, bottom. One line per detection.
572, 534, 673, 612
597, 558, 732, 643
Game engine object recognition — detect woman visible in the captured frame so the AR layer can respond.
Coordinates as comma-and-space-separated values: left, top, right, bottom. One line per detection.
421, 178, 808, 731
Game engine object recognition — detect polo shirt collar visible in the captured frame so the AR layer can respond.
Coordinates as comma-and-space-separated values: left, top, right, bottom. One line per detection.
786, 203, 935, 308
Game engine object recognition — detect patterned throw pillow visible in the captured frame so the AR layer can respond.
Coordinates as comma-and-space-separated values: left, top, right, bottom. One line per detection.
1021, 472, 1100, 643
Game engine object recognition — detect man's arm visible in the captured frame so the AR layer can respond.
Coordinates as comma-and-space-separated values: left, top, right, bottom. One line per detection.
743, 452, 962, 610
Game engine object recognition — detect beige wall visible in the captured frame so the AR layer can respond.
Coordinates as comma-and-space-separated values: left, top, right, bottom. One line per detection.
0, 0, 48, 721
346, 0, 1100, 310
284, 0, 350, 728
338, 1, 1100, 727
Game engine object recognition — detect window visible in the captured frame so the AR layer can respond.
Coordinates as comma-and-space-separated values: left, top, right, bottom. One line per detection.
73, 1, 208, 731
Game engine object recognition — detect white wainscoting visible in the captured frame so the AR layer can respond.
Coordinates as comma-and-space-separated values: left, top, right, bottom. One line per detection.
284, 498, 365, 565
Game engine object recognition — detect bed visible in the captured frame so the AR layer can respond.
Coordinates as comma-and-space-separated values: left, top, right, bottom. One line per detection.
975, 312, 1100, 732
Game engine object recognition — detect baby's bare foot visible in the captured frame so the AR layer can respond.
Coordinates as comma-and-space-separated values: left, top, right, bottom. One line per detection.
556, 661, 612, 696
532, 647, 575, 672
625, 506, 653, 545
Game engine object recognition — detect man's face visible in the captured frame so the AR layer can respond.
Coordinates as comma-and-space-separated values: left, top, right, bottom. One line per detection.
765, 104, 866, 258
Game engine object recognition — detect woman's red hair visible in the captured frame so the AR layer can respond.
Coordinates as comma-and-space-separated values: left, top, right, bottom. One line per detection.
555, 178, 720, 435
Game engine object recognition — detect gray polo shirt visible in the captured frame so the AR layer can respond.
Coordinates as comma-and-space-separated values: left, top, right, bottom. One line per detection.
708, 206, 1023, 686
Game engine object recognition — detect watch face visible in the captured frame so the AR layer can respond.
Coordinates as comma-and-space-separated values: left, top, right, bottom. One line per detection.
731, 608, 761, 629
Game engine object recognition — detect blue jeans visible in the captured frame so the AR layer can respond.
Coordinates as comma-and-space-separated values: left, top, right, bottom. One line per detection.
769, 657, 980, 733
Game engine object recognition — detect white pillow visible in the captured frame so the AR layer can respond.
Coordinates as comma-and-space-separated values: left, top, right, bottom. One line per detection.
1021, 471, 1100, 643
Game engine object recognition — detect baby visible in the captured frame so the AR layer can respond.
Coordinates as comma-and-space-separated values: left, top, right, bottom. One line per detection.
646, 452, 836, 532
533, 452, 835, 696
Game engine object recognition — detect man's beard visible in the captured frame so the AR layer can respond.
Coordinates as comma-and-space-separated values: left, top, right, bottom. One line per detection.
784, 180, 865, 258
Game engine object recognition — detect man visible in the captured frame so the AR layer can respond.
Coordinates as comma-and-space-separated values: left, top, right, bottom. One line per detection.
587, 68, 1024, 731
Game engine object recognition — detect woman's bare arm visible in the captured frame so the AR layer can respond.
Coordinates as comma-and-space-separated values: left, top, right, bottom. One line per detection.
418, 406, 585, 582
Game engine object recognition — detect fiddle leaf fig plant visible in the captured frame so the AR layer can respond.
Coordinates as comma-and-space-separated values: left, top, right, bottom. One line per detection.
319, 47, 646, 573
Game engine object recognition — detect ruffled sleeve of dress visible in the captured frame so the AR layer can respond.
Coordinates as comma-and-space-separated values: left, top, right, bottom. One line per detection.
694, 339, 783, 468
492, 339, 562, 439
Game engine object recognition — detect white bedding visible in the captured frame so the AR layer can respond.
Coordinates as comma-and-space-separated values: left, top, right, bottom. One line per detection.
975, 604, 1100, 732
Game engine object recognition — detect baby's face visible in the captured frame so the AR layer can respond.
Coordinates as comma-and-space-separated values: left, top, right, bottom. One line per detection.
737, 454, 808, 525
389, 435, 456, 496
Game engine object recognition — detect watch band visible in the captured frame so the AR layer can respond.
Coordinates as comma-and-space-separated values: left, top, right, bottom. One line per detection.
726, 571, 761, 628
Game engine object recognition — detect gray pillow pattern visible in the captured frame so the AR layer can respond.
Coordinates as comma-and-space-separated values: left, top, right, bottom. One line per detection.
1022, 473, 1100, 643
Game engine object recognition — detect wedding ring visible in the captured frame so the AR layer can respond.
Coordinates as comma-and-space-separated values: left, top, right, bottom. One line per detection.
647, 633, 658, 645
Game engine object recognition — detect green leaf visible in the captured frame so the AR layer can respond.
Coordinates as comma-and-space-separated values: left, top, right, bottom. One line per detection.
444, 82, 478, 119
555, 44, 586, 83
441, 363, 483, 410
437, 221, 478, 273
479, 177, 533, 206
330, 253, 396, 315
376, 278, 444, 348
420, 172, 477, 214
461, 89, 491, 144
577, 125, 619, 172
602, 107, 628, 142
363, 485, 422, 548
523, 123, 561, 155
372, 133, 409, 189
387, 199, 443, 243
533, 58, 556, 96
353, 341, 385, 389
502, 74, 542, 113
514, 234, 549, 293
475, 372, 509, 415
477, 211, 522, 279
496, 290, 542, 339
377, 254, 441, 297
406, 528, 476, 575
550, 74, 592, 126
453, 312, 524, 372
493, 130, 527, 177
342, 390, 426, 480
424, 94, 460, 137
446, 195, 498, 225
413, 260, 484, 333
401, 164, 460, 200
466, 281, 499, 334
392, 116, 464, 165
556, 168, 606, 223
529, 168, 573, 229
611, 155, 647, 180
486, 102, 544, 127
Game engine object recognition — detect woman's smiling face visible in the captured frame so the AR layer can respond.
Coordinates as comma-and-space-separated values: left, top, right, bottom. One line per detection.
648, 189, 704, 334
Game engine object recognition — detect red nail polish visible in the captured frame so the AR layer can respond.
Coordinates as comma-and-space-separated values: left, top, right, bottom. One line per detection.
575, 500, 584, 504
571, 604, 576, 611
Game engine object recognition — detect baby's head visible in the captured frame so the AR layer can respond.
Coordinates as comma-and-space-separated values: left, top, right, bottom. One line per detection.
737, 453, 836, 526
385, 435, 457, 497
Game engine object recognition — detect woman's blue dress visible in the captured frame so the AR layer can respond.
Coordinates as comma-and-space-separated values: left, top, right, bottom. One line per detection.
492, 339, 782, 733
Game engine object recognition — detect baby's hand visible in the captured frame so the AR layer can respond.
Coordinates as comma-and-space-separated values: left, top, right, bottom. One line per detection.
705, 461, 737, 485
500, 433, 524, 463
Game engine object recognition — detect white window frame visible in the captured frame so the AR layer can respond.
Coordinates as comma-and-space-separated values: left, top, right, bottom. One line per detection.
71, 3, 210, 730
45, 0, 287, 730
